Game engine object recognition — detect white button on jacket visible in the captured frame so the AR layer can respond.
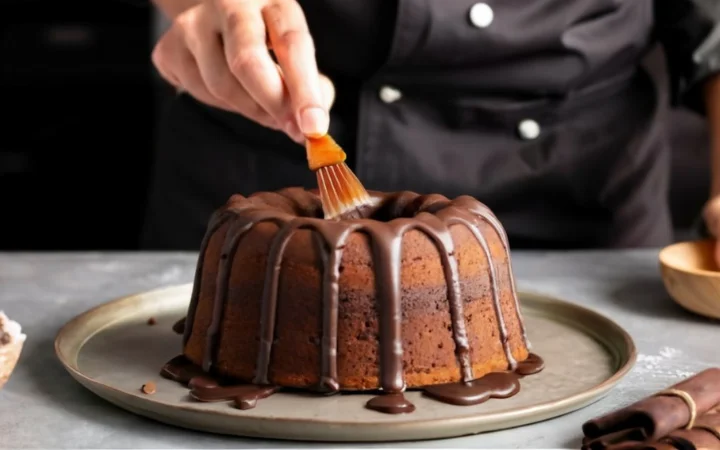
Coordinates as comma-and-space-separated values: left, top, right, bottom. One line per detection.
518, 119, 541, 140
469, 3, 494, 28
379, 85, 402, 104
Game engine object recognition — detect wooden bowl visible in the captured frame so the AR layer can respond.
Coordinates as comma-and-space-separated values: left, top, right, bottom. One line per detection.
659, 239, 720, 320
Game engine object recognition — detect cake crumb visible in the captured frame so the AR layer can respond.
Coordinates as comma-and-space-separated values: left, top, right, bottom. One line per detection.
141, 382, 157, 394
147, 317, 157, 326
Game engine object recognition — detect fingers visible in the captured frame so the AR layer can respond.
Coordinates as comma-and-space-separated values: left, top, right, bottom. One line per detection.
152, 31, 183, 90
153, 24, 235, 113
151, 0, 334, 144
182, 7, 280, 129
215, 0, 290, 128
153, 55, 181, 90
263, 0, 328, 137
271, 69, 335, 143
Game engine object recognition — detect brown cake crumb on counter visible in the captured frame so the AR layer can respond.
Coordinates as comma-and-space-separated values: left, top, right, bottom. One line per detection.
141, 382, 157, 394
147, 317, 157, 326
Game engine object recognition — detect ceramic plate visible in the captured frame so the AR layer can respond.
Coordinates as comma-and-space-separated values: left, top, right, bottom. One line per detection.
55, 284, 636, 442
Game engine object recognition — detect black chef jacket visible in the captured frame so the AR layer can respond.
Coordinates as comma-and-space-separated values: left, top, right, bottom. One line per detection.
142, 0, 720, 250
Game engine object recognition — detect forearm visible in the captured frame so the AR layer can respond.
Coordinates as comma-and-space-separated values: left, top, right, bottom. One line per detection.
707, 74, 720, 196
151, 0, 199, 19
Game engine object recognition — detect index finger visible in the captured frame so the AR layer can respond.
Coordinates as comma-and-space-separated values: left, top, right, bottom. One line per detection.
263, 0, 328, 137
215, 0, 288, 122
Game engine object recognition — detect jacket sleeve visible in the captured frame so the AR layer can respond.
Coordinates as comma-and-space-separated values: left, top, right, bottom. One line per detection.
654, 0, 720, 114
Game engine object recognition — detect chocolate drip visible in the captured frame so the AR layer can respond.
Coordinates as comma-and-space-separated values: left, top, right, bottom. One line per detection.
423, 372, 521, 406
161, 355, 207, 383
316, 226, 355, 393
442, 208, 516, 370
178, 188, 537, 413
254, 220, 321, 385
188, 377, 280, 410
516, 353, 544, 375
366, 393, 416, 414
454, 196, 529, 348
405, 213, 473, 382
204, 212, 288, 372
160, 356, 279, 410
183, 210, 235, 346
203, 218, 252, 372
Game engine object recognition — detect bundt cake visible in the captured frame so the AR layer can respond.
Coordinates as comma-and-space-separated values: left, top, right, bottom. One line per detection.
162, 187, 543, 414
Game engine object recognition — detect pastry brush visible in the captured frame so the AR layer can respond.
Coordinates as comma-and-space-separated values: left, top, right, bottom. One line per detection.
306, 134, 372, 220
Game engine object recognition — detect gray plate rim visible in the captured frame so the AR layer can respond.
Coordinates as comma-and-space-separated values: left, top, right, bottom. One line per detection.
54, 283, 637, 442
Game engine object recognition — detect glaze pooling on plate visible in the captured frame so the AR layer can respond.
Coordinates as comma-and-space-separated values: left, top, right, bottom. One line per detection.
160, 352, 544, 413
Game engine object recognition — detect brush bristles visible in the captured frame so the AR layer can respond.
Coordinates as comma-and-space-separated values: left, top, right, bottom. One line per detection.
316, 162, 372, 219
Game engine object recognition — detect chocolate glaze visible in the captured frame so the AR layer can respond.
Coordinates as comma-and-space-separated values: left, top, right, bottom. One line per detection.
160, 355, 280, 410
161, 355, 206, 382
423, 372, 521, 406
515, 352, 544, 375
366, 393, 416, 414
174, 188, 540, 413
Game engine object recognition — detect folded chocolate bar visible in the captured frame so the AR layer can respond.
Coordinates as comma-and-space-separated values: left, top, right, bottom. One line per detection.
581, 368, 720, 450
583, 412, 720, 450
650, 411, 720, 449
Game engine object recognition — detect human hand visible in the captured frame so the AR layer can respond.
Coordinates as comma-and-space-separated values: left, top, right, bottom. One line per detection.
151, 0, 335, 143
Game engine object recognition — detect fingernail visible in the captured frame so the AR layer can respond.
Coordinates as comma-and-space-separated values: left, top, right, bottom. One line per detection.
298, 107, 328, 137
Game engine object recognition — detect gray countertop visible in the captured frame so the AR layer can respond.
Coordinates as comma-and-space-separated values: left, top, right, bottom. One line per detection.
1, 250, 718, 449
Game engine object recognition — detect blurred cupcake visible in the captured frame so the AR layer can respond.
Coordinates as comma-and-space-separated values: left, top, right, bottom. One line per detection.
0, 311, 25, 390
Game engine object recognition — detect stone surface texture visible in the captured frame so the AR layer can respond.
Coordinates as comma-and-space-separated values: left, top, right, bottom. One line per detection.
0, 250, 718, 448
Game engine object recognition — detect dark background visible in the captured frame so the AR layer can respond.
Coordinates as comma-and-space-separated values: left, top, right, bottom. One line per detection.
0, 1, 712, 251
1, 1, 161, 250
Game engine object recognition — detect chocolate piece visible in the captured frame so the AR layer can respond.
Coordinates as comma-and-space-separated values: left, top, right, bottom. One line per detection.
583, 427, 648, 450
602, 443, 649, 450
583, 369, 720, 440
634, 443, 676, 450
694, 409, 720, 439
657, 430, 720, 449
147, 317, 157, 326
591, 411, 720, 450
643, 412, 720, 449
